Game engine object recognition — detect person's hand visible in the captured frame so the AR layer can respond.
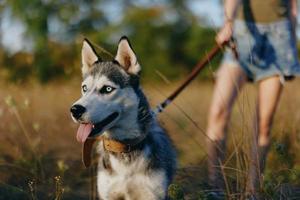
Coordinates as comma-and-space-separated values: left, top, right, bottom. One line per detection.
216, 21, 233, 45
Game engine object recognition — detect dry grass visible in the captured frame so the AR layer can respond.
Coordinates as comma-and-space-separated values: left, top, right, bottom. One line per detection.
1, 78, 300, 199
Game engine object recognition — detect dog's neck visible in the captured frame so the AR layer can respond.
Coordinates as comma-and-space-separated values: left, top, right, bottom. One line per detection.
104, 120, 142, 142
104, 88, 153, 143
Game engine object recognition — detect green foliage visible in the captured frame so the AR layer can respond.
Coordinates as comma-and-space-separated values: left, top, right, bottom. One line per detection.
168, 184, 185, 200
1, 1, 220, 83
3, 52, 33, 83
261, 134, 300, 199
4, 0, 108, 82
0, 182, 29, 200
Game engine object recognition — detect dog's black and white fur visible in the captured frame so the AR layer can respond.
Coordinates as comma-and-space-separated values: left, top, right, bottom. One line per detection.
70, 37, 176, 200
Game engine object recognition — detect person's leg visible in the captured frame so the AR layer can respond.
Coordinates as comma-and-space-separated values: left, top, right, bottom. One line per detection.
248, 76, 283, 193
207, 63, 247, 189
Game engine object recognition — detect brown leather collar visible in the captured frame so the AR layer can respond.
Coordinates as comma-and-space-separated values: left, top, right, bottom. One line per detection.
82, 134, 147, 168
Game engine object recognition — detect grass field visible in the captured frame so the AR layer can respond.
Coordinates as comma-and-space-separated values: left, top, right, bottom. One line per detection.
1, 78, 300, 199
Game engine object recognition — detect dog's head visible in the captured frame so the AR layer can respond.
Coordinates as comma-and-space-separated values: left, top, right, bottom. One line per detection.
70, 36, 148, 143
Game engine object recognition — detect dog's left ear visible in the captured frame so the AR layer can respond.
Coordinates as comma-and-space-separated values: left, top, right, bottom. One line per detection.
82, 39, 101, 76
115, 36, 141, 75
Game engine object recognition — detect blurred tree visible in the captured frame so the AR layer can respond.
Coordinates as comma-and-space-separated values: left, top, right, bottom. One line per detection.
167, 0, 195, 68
2, 0, 221, 83
114, 1, 218, 81
6, 0, 108, 82
8, 0, 52, 82
0, 1, 7, 79
0, 2, 3, 49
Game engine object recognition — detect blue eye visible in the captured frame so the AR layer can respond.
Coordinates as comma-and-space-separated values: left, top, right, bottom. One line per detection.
99, 85, 115, 94
82, 85, 88, 93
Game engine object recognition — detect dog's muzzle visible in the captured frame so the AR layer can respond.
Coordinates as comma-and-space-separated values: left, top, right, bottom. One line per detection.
73, 109, 120, 143
70, 104, 86, 120
89, 112, 119, 137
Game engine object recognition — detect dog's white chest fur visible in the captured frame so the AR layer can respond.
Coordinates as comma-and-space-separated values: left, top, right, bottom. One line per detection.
97, 142, 167, 200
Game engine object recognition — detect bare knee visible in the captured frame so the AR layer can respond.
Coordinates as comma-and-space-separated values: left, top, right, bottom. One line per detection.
209, 105, 230, 126
207, 106, 230, 140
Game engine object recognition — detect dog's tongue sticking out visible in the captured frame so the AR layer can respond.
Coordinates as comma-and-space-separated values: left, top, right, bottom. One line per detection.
76, 124, 93, 143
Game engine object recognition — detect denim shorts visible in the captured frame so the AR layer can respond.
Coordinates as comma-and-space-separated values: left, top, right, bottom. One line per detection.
222, 19, 300, 82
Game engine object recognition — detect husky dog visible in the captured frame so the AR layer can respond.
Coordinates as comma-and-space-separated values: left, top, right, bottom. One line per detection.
70, 36, 176, 200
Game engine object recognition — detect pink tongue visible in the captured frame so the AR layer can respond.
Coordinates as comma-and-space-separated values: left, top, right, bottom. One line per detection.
76, 123, 93, 143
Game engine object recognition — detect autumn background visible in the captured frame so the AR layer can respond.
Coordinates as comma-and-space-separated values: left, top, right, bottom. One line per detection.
1, 0, 300, 199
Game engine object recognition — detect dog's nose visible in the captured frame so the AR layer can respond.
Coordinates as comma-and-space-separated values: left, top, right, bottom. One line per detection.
70, 104, 86, 120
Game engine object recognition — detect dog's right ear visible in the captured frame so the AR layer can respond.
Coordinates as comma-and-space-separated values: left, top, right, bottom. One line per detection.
115, 36, 141, 75
81, 39, 101, 76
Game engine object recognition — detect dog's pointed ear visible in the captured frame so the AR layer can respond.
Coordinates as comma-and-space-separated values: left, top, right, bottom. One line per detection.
81, 39, 101, 75
115, 36, 141, 75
